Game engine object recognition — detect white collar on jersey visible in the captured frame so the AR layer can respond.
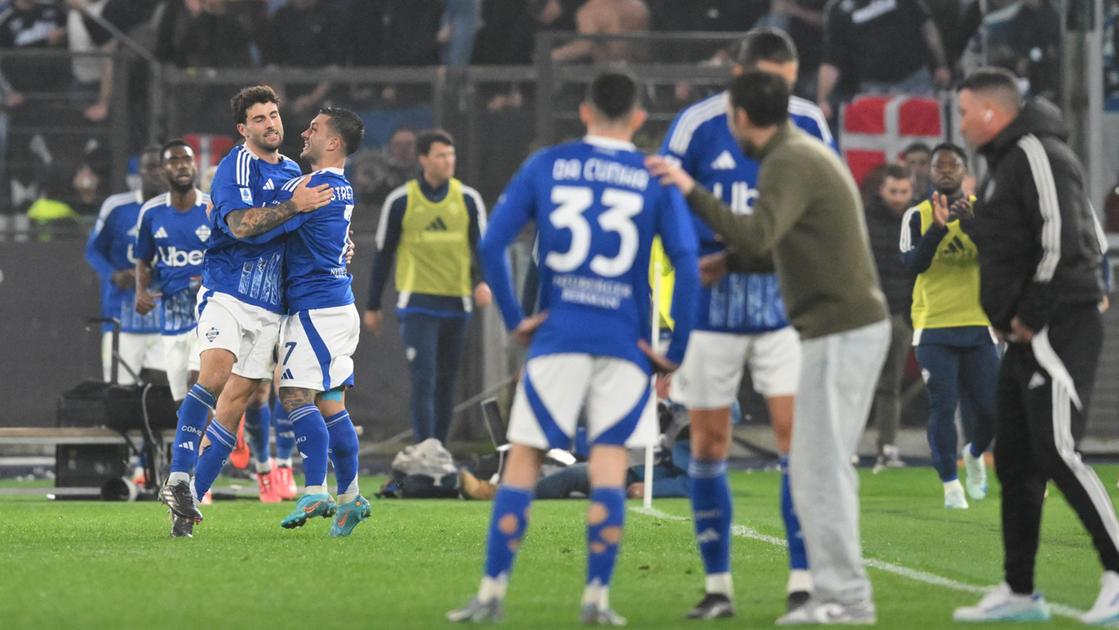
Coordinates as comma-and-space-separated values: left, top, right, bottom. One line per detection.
583, 135, 636, 151
313, 167, 345, 176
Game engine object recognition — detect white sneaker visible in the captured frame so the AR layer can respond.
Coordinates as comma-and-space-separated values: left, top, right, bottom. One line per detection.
944, 480, 969, 509
1081, 571, 1119, 625
953, 583, 1050, 622
775, 598, 876, 625
962, 444, 988, 500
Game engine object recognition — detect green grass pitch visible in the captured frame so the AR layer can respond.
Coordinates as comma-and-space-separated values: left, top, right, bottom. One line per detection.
1, 466, 1114, 629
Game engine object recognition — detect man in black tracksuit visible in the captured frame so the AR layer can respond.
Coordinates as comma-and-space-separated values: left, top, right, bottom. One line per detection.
952, 67, 1119, 624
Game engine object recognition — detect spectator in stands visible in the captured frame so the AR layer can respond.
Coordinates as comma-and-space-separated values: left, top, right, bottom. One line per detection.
863, 164, 914, 472
0, 0, 68, 95
817, 0, 952, 119
154, 0, 253, 69
376, 0, 444, 102
69, 162, 101, 215
550, 0, 651, 64
955, 0, 1061, 99
471, 0, 535, 66
0, 0, 68, 211
438, 0, 480, 67
901, 142, 934, 200
351, 126, 419, 212
768, 0, 827, 97
380, 0, 443, 66
472, 0, 583, 111
66, 0, 150, 123
262, 0, 345, 156
263, 0, 344, 109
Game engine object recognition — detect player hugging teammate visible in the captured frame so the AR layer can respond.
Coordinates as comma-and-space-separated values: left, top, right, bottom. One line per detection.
157, 86, 369, 539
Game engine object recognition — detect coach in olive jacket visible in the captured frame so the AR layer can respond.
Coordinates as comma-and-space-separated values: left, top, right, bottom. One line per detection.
647, 71, 888, 624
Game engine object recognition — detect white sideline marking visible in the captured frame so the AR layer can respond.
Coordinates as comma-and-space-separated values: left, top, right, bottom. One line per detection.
631, 507, 1085, 620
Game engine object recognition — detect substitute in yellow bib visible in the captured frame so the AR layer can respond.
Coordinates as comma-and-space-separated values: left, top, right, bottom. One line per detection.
899, 142, 997, 509
365, 130, 490, 444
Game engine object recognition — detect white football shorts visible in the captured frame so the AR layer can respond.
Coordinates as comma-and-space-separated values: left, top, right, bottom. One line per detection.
162, 329, 201, 401
507, 353, 656, 451
195, 288, 280, 381
670, 326, 801, 408
278, 304, 360, 392
102, 331, 164, 384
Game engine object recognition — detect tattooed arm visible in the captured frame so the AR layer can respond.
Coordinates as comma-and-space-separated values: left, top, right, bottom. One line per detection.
224, 176, 333, 239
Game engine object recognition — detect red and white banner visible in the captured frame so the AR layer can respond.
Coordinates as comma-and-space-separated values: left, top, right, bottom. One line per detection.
840, 95, 945, 185
182, 133, 236, 169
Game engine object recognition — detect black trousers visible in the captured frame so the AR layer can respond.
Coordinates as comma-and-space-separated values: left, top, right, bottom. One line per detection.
996, 302, 1119, 594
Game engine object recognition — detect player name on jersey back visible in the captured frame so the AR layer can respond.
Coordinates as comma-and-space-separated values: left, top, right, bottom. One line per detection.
552, 157, 650, 190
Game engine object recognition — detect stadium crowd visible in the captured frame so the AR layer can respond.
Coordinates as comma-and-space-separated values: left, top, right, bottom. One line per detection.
0, 0, 1105, 220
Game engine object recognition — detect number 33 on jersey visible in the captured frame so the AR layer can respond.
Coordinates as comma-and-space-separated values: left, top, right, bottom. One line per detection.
478, 136, 700, 372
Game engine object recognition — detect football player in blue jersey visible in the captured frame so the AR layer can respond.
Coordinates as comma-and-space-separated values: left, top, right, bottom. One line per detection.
134, 139, 210, 405
659, 28, 835, 617
245, 107, 371, 536
159, 85, 334, 531
448, 71, 700, 625
85, 146, 167, 384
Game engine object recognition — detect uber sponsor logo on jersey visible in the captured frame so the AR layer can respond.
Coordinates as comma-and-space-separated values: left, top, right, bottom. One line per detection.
159, 246, 205, 267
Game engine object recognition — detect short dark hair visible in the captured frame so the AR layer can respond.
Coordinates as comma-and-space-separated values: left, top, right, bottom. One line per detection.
728, 71, 789, 128
959, 66, 1020, 95
160, 138, 192, 162
586, 71, 640, 121
882, 164, 911, 181
902, 142, 931, 158
230, 85, 280, 126
931, 142, 968, 166
319, 107, 365, 156
958, 67, 1022, 110
735, 27, 798, 67
417, 129, 455, 156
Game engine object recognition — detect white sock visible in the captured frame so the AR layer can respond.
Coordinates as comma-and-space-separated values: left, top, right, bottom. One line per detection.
787, 569, 813, 594
276, 458, 293, 468
478, 575, 508, 603
254, 460, 272, 474
582, 580, 609, 609
705, 572, 733, 597
338, 479, 360, 505
168, 471, 190, 485
304, 485, 328, 496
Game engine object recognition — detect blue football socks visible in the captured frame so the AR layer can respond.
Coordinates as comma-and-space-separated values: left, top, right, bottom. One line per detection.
689, 458, 733, 595
170, 384, 215, 476
288, 403, 330, 493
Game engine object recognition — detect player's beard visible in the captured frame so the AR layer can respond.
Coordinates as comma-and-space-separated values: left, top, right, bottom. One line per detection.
256, 128, 283, 152
934, 180, 961, 196
170, 179, 194, 195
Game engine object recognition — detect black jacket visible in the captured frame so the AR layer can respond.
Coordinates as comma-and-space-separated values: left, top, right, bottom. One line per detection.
863, 195, 912, 316
973, 98, 1107, 334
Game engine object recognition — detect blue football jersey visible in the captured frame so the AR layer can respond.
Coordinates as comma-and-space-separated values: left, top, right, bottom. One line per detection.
134, 191, 211, 334
261, 169, 356, 312
480, 137, 700, 371
85, 190, 162, 334
661, 92, 836, 334
204, 144, 302, 314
